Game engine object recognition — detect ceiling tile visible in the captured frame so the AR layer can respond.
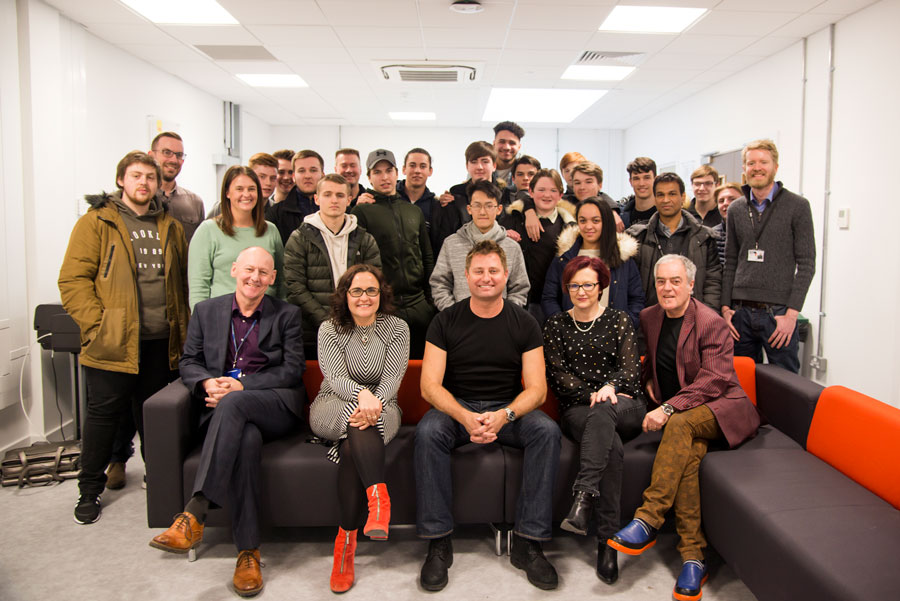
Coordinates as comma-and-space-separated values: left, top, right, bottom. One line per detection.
316, 1, 420, 28
85, 22, 176, 45
422, 28, 504, 49
639, 52, 730, 71
687, 10, 799, 36
267, 45, 354, 65
810, 0, 879, 15
770, 13, 843, 38
218, 0, 328, 25
45, 0, 146, 24
119, 43, 207, 63
737, 36, 800, 57
159, 25, 259, 46
665, 34, 759, 55
510, 4, 613, 31
215, 60, 293, 75
335, 27, 422, 48
504, 29, 594, 51
416, 2, 516, 28
584, 32, 677, 54
715, 0, 822, 12
497, 48, 581, 67
244, 25, 343, 48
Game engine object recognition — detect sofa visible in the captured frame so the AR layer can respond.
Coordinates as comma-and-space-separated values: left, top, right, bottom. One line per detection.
144, 358, 900, 599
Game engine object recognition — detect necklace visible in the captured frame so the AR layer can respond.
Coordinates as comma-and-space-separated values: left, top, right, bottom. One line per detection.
358, 323, 374, 344
569, 308, 601, 333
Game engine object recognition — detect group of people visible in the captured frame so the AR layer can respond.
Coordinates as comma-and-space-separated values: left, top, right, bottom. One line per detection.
57, 122, 815, 599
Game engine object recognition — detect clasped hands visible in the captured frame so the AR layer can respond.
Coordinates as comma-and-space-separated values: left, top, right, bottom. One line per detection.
202, 377, 244, 408
462, 410, 507, 444
348, 389, 382, 430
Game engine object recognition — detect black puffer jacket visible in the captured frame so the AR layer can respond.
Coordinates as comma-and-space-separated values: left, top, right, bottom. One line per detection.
283, 220, 381, 345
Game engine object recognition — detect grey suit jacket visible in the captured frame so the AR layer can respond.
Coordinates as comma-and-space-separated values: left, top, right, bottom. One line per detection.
179, 293, 306, 416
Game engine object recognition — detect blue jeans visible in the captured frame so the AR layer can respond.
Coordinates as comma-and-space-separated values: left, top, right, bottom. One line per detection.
414, 399, 561, 541
732, 304, 800, 373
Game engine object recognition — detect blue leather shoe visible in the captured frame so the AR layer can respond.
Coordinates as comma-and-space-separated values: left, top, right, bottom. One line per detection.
607, 518, 657, 555
673, 560, 708, 601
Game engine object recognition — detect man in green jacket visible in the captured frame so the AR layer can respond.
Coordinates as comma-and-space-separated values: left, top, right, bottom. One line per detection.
59, 150, 189, 525
352, 149, 435, 358
284, 173, 381, 358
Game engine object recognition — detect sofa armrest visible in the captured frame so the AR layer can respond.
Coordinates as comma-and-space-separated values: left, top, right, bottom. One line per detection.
143, 378, 194, 527
755, 364, 823, 448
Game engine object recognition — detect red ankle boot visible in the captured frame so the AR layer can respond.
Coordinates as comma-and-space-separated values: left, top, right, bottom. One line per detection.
363, 483, 391, 540
330, 527, 356, 593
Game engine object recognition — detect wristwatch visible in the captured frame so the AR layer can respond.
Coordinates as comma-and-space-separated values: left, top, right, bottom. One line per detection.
661, 403, 675, 417
504, 407, 517, 422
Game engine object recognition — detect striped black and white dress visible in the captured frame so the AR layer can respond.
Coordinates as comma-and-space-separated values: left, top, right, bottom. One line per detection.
309, 313, 410, 463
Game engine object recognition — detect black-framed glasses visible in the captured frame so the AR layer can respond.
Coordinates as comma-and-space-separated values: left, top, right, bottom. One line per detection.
159, 148, 187, 160
348, 287, 380, 297
567, 282, 599, 293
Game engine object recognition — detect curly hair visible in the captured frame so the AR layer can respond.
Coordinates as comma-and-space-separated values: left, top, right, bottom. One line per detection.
329, 264, 394, 334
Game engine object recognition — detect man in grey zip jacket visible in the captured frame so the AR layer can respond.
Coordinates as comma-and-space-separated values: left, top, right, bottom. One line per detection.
430, 180, 529, 311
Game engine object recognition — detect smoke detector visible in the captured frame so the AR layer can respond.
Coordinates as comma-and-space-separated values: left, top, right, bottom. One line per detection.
449, 1, 484, 14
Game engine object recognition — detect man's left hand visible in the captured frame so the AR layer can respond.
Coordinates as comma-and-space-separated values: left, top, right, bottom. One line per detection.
356, 192, 376, 205
768, 309, 798, 349
474, 410, 507, 442
642, 406, 669, 432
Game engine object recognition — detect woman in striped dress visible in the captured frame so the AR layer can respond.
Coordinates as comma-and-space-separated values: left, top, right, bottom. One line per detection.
309, 264, 410, 593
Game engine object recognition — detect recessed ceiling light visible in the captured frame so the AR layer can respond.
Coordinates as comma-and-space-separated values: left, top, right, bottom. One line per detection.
482, 88, 607, 124
120, 0, 238, 25
561, 65, 635, 82
598, 6, 707, 34
449, 0, 484, 14
389, 112, 437, 121
237, 74, 308, 88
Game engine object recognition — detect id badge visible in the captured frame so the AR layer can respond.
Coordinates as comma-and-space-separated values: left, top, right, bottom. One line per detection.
225, 368, 242, 379
747, 249, 765, 263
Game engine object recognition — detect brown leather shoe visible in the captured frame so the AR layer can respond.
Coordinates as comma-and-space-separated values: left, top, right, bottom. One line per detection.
233, 549, 264, 597
105, 462, 126, 490
149, 512, 204, 553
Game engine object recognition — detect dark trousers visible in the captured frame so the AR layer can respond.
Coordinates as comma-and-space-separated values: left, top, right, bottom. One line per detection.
396, 296, 436, 360
79, 339, 176, 496
561, 395, 646, 539
110, 408, 137, 464
193, 389, 300, 551
415, 400, 561, 541
732, 304, 800, 373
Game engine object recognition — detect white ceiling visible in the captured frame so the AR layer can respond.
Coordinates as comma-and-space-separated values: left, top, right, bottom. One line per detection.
44, 0, 876, 129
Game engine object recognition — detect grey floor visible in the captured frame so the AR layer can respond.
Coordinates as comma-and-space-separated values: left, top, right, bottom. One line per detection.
0, 454, 758, 601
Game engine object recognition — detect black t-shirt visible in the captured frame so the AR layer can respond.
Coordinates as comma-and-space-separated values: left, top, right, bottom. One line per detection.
426, 300, 543, 402
655, 315, 684, 402
627, 205, 656, 227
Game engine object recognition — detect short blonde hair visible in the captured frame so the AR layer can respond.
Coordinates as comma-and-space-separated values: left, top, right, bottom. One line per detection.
742, 139, 779, 165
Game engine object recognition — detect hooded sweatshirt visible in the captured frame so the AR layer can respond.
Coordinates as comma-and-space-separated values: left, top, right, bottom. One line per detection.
304, 212, 359, 287
113, 193, 169, 339
429, 220, 529, 311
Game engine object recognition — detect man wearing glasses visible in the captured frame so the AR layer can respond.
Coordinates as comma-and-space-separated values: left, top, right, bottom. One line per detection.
687, 165, 722, 228
149, 131, 205, 242
430, 179, 529, 311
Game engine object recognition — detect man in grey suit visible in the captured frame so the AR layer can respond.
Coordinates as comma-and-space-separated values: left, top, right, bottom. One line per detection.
149, 246, 305, 598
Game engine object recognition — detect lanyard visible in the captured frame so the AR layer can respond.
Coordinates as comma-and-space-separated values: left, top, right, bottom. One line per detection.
230, 318, 258, 369
746, 201, 772, 250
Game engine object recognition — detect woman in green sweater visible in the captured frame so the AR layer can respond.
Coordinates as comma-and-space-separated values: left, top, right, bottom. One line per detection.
188, 166, 284, 309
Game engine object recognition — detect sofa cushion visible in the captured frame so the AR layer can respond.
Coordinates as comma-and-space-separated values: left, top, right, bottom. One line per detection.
184, 424, 507, 528
701, 448, 900, 601
755, 364, 823, 448
806, 385, 900, 510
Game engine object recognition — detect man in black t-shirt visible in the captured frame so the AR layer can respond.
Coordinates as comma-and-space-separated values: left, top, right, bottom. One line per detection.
415, 240, 561, 592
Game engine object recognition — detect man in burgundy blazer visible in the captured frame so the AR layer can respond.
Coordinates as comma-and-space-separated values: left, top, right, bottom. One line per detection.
608, 254, 759, 601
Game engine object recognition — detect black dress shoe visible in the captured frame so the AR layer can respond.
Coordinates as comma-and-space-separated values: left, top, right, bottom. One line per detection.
560, 491, 594, 535
510, 534, 558, 590
596, 540, 618, 584
420, 536, 453, 592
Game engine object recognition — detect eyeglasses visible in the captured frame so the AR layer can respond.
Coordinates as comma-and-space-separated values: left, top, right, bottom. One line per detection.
159, 148, 187, 160
348, 287, 380, 297
567, 282, 600, 293
693, 180, 715, 188
470, 203, 498, 212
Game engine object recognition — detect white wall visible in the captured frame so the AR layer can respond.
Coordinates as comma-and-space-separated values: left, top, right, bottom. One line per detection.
623, 0, 899, 408
4, 0, 229, 451
254, 124, 626, 199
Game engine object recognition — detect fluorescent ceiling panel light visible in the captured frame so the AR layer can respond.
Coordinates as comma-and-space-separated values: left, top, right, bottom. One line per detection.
237, 74, 308, 88
561, 65, 635, 82
389, 112, 436, 121
482, 88, 607, 123
598, 6, 707, 34
120, 0, 238, 25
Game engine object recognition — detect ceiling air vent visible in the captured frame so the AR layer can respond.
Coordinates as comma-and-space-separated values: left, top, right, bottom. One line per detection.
576, 50, 645, 67
380, 63, 479, 83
